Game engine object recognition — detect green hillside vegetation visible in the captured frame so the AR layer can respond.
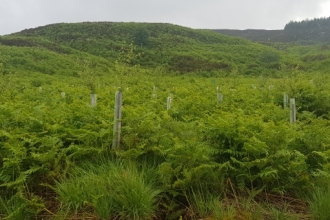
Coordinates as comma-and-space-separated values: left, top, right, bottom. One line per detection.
255, 41, 330, 74
9, 22, 304, 76
0, 36, 113, 77
212, 28, 330, 45
212, 16, 330, 45
1, 22, 330, 219
211, 16, 330, 74
283, 44, 330, 73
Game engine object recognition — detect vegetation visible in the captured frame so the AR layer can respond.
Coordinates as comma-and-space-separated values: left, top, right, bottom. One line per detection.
284, 16, 330, 30
0, 21, 330, 219
212, 16, 330, 44
55, 159, 160, 219
8, 22, 304, 74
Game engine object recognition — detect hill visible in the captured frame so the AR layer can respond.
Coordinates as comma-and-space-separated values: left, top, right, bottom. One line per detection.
2, 21, 329, 78
2, 22, 330, 219
212, 28, 330, 44
211, 17, 330, 45
0, 35, 113, 77
3, 22, 303, 76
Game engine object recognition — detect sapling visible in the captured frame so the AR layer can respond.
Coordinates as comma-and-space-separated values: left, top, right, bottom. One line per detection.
79, 69, 97, 107
166, 93, 174, 110
90, 94, 97, 107
217, 86, 223, 105
86, 78, 97, 107
112, 89, 123, 149
290, 98, 296, 123
283, 93, 289, 109
167, 96, 172, 110
152, 86, 157, 100
230, 67, 240, 88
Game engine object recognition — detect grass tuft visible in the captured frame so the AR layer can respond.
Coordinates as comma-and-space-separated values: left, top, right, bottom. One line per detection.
308, 184, 330, 220
55, 159, 161, 219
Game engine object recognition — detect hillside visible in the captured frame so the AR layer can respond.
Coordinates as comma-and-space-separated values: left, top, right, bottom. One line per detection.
2, 22, 330, 219
210, 17, 330, 74
4, 22, 304, 76
212, 28, 330, 44
211, 17, 330, 45
211, 29, 330, 74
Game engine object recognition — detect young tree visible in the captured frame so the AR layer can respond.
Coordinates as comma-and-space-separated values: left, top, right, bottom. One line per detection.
134, 28, 149, 47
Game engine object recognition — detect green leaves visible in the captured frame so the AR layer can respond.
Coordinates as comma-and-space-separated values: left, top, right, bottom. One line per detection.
1, 67, 330, 218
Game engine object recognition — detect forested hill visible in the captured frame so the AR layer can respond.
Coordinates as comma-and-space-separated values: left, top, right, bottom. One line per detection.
2, 22, 302, 75
211, 16, 330, 44
285, 16, 330, 30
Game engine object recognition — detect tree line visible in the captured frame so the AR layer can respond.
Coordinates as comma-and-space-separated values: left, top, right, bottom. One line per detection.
284, 16, 330, 30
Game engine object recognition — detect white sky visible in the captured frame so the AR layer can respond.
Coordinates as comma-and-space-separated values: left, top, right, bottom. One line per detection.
0, 0, 330, 35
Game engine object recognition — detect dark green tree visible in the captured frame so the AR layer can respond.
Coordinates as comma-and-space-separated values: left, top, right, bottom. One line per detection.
259, 51, 281, 64
133, 29, 149, 47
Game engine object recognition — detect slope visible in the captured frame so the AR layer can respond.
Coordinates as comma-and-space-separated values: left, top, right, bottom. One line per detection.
211, 28, 330, 44
211, 17, 330, 44
0, 35, 115, 77
8, 22, 303, 75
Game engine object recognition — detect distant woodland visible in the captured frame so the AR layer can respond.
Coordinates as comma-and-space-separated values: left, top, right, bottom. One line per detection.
285, 16, 330, 30
212, 16, 330, 44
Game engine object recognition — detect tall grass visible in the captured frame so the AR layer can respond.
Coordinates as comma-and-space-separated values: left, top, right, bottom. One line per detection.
55, 159, 161, 219
308, 183, 330, 220
187, 188, 237, 220
0, 195, 28, 220
0, 192, 43, 220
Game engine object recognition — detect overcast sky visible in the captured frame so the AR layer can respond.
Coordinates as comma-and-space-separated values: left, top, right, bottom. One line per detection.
1, 0, 330, 35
